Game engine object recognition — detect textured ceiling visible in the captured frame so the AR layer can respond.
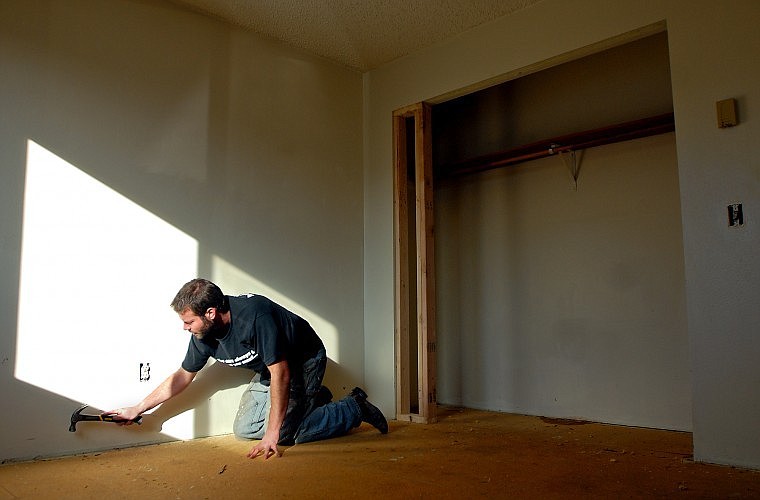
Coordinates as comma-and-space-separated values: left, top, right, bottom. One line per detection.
167, 0, 543, 71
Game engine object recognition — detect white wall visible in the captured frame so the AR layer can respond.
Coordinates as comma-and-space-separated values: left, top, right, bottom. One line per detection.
364, 0, 760, 468
0, 0, 363, 461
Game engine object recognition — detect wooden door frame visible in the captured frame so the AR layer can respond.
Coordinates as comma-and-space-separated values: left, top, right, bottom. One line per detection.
393, 102, 437, 423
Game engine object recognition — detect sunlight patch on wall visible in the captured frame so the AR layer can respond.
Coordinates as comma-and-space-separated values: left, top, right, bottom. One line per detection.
16, 140, 198, 439
211, 255, 339, 362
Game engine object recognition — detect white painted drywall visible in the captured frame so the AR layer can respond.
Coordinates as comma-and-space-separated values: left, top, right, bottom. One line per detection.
364, 0, 760, 468
0, 0, 363, 461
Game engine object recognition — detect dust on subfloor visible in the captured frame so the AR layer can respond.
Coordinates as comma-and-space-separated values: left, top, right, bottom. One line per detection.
1, 406, 759, 499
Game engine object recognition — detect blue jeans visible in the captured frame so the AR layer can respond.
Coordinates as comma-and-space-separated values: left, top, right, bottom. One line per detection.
233, 349, 362, 444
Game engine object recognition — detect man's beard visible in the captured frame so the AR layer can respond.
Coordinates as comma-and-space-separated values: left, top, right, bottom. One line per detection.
192, 316, 216, 340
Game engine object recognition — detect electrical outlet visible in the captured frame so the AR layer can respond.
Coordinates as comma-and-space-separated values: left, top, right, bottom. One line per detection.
728, 203, 744, 227
139, 362, 151, 381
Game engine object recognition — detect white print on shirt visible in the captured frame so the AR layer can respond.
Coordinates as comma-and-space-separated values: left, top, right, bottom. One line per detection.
216, 350, 258, 367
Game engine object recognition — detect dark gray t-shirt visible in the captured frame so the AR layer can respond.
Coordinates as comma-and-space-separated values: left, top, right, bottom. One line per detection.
181, 294, 324, 382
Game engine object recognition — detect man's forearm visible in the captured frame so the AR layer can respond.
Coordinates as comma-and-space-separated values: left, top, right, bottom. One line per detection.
137, 368, 195, 414
266, 360, 290, 439
245, 360, 290, 459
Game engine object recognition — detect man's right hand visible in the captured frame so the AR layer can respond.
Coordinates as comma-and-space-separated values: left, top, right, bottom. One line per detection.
104, 406, 142, 424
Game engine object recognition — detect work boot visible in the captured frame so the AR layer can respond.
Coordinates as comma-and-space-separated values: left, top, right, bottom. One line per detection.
349, 387, 388, 434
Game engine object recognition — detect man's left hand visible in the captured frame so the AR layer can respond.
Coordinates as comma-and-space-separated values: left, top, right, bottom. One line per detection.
247, 433, 280, 459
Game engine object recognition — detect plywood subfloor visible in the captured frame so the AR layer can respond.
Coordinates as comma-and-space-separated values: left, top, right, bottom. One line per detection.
1, 406, 758, 499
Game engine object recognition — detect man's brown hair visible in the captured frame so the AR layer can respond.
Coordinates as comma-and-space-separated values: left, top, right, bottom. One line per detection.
170, 278, 229, 315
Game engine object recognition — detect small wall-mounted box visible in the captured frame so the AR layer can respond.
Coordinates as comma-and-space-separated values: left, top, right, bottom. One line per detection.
728, 203, 744, 227
717, 98, 738, 128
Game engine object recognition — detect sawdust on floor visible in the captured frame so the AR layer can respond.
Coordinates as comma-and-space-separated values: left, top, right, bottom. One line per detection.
1, 406, 759, 499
